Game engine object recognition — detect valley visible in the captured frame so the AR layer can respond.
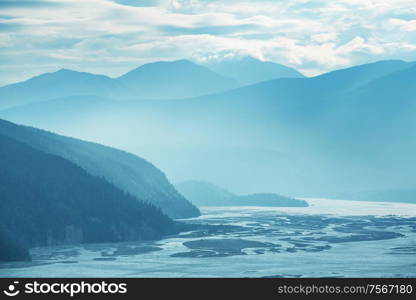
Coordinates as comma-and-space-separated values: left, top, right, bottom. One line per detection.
1, 199, 415, 277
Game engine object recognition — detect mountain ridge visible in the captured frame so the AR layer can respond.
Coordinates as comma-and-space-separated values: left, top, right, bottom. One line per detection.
0, 132, 177, 261
0, 69, 125, 109
117, 59, 240, 99
175, 180, 308, 207
0, 118, 200, 219
203, 56, 305, 85
1, 59, 415, 197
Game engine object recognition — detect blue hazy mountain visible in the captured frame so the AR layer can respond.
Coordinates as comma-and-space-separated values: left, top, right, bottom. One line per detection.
308, 59, 412, 92
308, 62, 416, 140
346, 62, 416, 101
0, 59, 239, 109
1, 60, 415, 198
117, 59, 240, 99
175, 181, 308, 207
0, 132, 177, 262
0, 69, 125, 109
312, 63, 416, 164
175, 181, 234, 206
203, 56, 305, 85
194, 59, 412, 107
0, 119, 200, 219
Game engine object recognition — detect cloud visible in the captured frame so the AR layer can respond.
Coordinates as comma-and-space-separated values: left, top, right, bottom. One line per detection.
388, 18, 416, 32
0, 0, 62, 8
0, 22, 22, 31
311, 33, 338, 43
158, 24, 262, 36
0, 0, 415, 85
337, 37, 384, 55
110, 0, 161, 7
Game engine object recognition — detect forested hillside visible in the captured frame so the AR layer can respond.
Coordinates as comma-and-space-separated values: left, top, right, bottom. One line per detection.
0, 119, 200, 219
0, 133, 177, 261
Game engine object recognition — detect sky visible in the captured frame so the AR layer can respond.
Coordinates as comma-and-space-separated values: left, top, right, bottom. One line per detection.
0, 0, 415, 85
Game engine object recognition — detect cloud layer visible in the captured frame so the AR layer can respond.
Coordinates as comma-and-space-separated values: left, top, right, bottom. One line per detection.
0, 0, 415, 85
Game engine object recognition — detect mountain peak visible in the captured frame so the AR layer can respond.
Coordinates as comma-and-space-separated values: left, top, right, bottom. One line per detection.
0, 67, 123, 110
316, 59, 408, 78
57, 68, 74, 72
203, 55, 304, 85
53, 68, 83, 75
52, 68, 114, 79
125, 59, 200, 74
117, 59, 239, 99
310, 59, 412, 91
161, 59, 193, 65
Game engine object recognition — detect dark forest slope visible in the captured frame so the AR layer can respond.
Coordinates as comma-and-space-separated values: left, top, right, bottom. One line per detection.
0, 119, 200, 219
0, 134, 177, 261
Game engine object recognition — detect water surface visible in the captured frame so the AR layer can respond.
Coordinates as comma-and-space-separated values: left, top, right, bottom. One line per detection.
1, 199, 415, 278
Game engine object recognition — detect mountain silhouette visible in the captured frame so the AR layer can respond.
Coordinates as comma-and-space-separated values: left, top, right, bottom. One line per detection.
0, 60, 242, 109
203, 56, 304, 85
118, 59, 239, 99
176, 181, 308, 207
0, 69, 125, 109
0, 118, 200, 219
1, 60, 415, 198
0, 132, 177, 261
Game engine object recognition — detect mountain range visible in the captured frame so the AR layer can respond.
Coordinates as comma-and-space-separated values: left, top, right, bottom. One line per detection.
0, 127, 180, 261
0, 69, 124, 110
1, 59, 415, 200
0, 119, 199, 219
0, 57, 303, 109
202, 56, 304, 85
118, 59, 239, 99
175, 181, 308, 207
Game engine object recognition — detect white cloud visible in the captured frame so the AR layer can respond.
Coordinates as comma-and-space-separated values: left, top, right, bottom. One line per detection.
337, 37, 385, 55
388, 18, 416, 32
0, 0, 416, 85
311, 33, 338, 43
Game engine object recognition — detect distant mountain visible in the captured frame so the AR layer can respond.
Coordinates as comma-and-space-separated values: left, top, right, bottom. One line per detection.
0, 119, 200, 219
0, 69, 125, 109
203, 56, 304, 85
195, 60, 413, 108
348, 62, 416, 100
309, 59, 412, 92
233, 194, 308, 207
117, 59, 239, 99
0, 133, 176, 262
1, 60, 415, 197
315, 63, 416, 156
175, 181, 308, 207
175, 181, 234, 206
0, 60, 241, 109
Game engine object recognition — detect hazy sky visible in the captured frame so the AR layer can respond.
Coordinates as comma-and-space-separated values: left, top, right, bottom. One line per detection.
0, 0, 415, 85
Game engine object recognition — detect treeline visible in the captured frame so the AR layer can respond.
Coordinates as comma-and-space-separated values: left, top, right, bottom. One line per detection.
0, 134, 177, 261
0, 118, 200, 219
176, 181, 308, 207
